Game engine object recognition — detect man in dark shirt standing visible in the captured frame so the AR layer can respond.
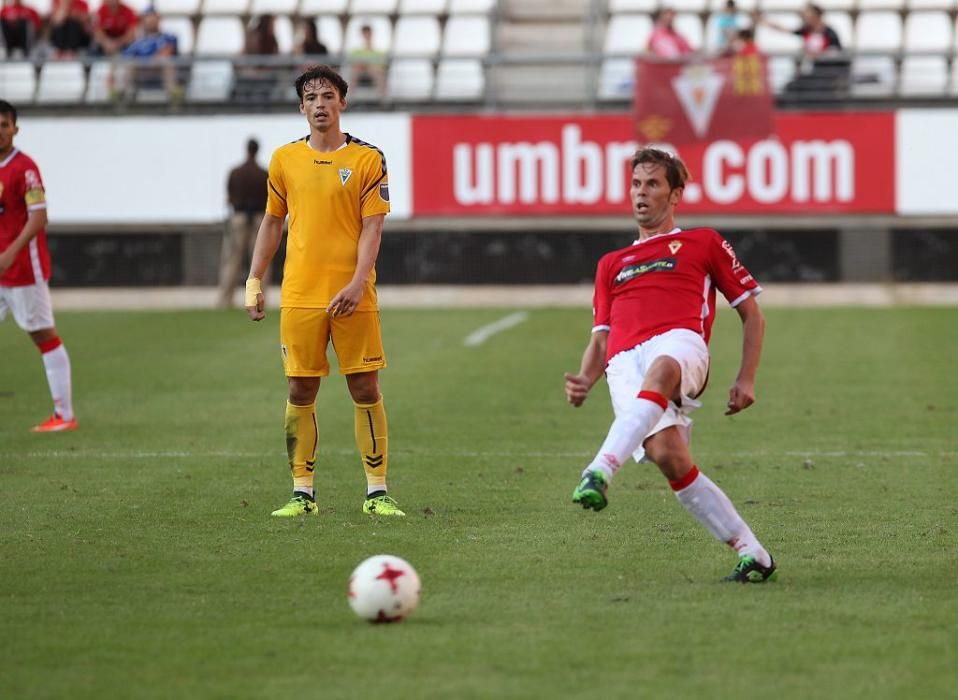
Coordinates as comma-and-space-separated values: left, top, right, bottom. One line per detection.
218, 138, 269, 308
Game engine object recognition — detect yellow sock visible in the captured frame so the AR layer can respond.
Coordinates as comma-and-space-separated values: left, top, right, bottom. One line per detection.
354, 396, 388, 494
285, 401, 317, 496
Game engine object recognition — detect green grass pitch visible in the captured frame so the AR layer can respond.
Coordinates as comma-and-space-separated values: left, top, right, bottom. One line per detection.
1, 306, 956, 699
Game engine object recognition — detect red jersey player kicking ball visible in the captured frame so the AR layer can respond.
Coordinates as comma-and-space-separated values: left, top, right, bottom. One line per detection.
0, 101, 76, 432
566, 147, 775, 583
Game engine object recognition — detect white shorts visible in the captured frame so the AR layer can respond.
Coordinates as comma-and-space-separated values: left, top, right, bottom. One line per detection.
605, 328, 710, 463
0, 281, 55, 332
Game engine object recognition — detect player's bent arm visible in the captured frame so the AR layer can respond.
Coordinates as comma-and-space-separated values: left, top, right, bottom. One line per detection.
726, 295, 765, 415
329, 214, 385, 317
0, 208, 48, 274
565, 330, 608, 407
248, 213, 284, 281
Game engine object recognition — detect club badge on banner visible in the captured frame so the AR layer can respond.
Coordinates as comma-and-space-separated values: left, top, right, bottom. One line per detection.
633, 56, 775, 145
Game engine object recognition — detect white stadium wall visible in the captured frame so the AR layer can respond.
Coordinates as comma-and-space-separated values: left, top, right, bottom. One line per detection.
16, 114, 412, 224
14, 109, 958, 224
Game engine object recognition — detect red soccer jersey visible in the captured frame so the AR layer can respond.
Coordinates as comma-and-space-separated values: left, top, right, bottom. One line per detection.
0, 3, 43, 31
0, 149, 50, 287
95, 2, 137, 38
592, 227, 761, 363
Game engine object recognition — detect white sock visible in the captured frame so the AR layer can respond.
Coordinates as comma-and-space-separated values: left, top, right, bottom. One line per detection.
583, 391, 668, 482
671, 467, 771, 566
294, 487, 314, 498
367, 485, 387, 496
41, 342, 74, 421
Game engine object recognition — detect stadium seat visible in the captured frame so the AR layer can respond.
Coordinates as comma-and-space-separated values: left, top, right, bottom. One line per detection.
155, 0, 201, 14
441, 15, 491, 57
201, 0, 251, 15
85, 60, 116, 103
899, 55, 948, 95
274, 14, 294, 53
393, 16, 442, 57
35, 61, 86, 104
906, 0, 954, 9
29, 0, 52, 12
318, 16, 344, 54
755, 12, 803, 53
854, 11, 903, 51
351, 0, 399, 12
669, 0, 707, 12
399, 0, 447, 12
343, 15, 393, 53
823, 11, 852, 48
447, 0, 495, 12
611, 0, 659, 11
598, 58, 635, 99
434, 58, 484, 99
386, 58, 434, 100
161, 16, 195, 55
0, 63, 36, 103
850, 55, 896, 96
674, 13, 703, 48
251, 0, 300, 13
904, 11, 952, 52
604, 14, 653, 55
759, 0, 807, 11
767, 54, 797, 93
857, 0, 904, 9
299, 0, 349, 14
187, 59, 235, 101
195, 16, 246, 54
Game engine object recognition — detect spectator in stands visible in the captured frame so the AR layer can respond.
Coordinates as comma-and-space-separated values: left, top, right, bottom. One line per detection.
647, 8, 693, 59
732, 27, 759, 56
1, 0, 42, 58
236, 14, 281, 102
92, 0, 138, 56
121, 7, 181, 101
350, 23, 385, 94
293, 18, 327, 58
713, 0, 740, 54
49, 0, 92, 59
753, 3, 846, 101
218, 138, 269, 309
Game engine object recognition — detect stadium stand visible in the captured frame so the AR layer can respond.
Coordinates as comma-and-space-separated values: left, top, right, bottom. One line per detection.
1, 0, 956, 107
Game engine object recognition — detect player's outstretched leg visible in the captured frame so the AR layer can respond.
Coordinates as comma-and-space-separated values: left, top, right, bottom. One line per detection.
572, 390, 669, 511
272, 401, 319, 518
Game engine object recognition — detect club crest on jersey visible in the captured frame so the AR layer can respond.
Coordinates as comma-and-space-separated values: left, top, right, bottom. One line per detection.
339, 168, 352, 186
668, 241, 682, 254
614, 258, 677, 286
379, 183, 389, 202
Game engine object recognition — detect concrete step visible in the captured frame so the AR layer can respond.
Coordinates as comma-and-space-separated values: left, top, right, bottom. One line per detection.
490, 63, 595, 104
496, 21, 588, 53
500, 0, 590, 20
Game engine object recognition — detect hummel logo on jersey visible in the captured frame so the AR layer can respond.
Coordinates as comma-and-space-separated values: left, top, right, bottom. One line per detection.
314, 159, 332, 165
614, 258, 677, 286
669, 241, 682, 254
339, 168, 352, 185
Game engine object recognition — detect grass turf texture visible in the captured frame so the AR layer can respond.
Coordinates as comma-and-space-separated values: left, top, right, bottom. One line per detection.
1, 307, 956, 699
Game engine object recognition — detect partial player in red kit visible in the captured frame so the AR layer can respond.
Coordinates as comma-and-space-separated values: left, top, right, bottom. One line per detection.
565, 147, 775, 583
0, 100, 76, 432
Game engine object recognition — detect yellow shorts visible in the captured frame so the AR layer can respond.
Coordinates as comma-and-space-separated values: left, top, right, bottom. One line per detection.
280, 308, 387, 377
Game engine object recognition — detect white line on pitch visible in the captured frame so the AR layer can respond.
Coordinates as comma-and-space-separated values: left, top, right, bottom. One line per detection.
463, 311, 530, 347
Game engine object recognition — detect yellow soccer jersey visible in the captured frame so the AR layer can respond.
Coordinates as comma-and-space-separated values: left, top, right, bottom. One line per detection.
266, 134, 390, 310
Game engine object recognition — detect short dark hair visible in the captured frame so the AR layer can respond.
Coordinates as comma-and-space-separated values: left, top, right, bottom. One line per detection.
631, 147, 690, 190
806, 3, 824, 16
294, 64, 348, 101
0, 100, 17, 124
246, 138, 259, 156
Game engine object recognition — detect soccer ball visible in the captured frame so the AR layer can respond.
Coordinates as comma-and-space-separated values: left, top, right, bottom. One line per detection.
347, 554, 421, 623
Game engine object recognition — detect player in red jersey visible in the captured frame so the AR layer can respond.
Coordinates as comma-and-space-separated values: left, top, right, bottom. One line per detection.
0, 101, 77, 433
565, 147, 775, 583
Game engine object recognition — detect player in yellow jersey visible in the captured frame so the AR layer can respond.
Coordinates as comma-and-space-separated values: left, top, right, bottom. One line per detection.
244, 65, 404, 518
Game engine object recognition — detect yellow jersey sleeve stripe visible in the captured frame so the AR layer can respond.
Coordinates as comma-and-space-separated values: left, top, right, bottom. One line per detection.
268, 178, 286, 204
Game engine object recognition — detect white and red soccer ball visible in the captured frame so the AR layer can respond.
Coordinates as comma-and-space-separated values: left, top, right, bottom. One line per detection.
347, 555, 420, 623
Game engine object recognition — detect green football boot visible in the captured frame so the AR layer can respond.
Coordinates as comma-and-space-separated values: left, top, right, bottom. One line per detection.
722, 554, 778, 583
363, 492, 406, 517
572, 469, 609, 511
270, 493, 319, 518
